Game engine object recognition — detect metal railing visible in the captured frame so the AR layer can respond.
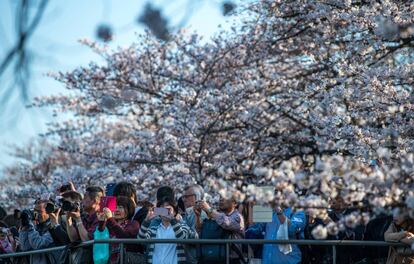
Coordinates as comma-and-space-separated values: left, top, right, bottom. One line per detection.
0, 239, 406, 264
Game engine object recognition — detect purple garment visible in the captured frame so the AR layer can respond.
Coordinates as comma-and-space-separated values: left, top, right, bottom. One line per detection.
0, 238, 13, 253
213, 210, 245, 259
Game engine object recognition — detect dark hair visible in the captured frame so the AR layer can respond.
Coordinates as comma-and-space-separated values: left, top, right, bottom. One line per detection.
0, 206, 7, 220
113, 182, 137, 204
156, 186, 174, 202
116, 196, 136, 219
0, 221, 8, 228
3, 214, 19, 229
133, 201, 153, 225
177, 197, 185, 213
86, 186, 104, 194
156, 197, 177, 216
137, 200, 154, 209
85, 186, 104, 201
61, 191, 83, 202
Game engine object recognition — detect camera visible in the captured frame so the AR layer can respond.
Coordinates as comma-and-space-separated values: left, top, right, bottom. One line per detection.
45, 202, 60, 214
61, 200, 80, 212
17, 209, 37, 220
17, 209, 37, 227
45, 196, 64, 214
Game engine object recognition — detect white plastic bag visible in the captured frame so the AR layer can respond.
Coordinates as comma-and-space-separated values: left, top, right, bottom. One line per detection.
276, 220, 292, 255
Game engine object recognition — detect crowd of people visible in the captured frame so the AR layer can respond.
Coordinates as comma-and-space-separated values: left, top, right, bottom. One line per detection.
0, 181, 413, 264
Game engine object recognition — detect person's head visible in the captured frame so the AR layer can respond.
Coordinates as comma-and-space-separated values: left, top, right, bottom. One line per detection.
393, 207, 410, 227
182, 185, 204, 209
33, 200, 49, 224
330, 195, 346, 212
3, 212, 19, 229
83, 186, 104, 213
0, 221, 7, 229
0, 227, 7, 241
156, 197, 177, 220
156, 186, 175, 204
113, 182, 137, 206
114, 196, 135, 221
137, 200, 154, 210
219, 195, 238, 213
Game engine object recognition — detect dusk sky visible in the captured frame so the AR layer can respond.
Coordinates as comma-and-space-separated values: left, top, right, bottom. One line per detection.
0, 0, 233, 174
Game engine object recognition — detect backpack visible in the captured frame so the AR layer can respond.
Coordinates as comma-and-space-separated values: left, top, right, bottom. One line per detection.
198, 219, 229, 263
198, 219, 247, 264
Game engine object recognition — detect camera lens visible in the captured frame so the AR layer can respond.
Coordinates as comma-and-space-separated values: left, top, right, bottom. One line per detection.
45, 202, 58, 214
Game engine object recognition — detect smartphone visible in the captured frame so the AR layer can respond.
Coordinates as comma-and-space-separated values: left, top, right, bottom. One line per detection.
100, 196, 117, 212
105, 183, 116, 196
154, 207, 169, 217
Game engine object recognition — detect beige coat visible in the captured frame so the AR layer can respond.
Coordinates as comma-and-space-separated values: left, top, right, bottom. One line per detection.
384, 223, 414, 264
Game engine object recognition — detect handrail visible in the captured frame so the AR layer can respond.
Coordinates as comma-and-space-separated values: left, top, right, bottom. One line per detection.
92, 238, 405, 246
0, 239, 406, 259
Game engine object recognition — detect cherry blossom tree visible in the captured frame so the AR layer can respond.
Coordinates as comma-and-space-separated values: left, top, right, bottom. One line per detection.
2, 0, 414, 236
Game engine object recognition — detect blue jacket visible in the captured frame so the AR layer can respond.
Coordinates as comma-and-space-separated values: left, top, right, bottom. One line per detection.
19, 221, 61, 264
246, 208, 306, 264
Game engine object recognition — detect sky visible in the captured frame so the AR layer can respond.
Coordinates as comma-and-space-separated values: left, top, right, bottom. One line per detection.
0, 0, 234, 174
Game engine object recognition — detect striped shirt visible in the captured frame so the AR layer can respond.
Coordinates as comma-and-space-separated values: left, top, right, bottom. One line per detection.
138, 218, 196, 264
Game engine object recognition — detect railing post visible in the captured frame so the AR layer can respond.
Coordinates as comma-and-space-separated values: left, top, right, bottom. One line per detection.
226, 242, 230, 264
69, 248, 72, 264
29, 253, 33, 264
332, 245, 337, 264
120, 242, 125, 264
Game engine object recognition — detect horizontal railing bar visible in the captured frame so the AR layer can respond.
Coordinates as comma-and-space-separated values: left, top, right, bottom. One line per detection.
91, 239, 403, 246
0, 245, 68, 258
0, 239, 406, 259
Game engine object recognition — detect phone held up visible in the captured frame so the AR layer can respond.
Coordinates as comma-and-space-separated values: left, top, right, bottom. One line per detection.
99, 196, 117, 212
154, 207, 169, 217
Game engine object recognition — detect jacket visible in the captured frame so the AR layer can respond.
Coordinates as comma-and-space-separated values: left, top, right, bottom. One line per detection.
246, 208, 305, 264
19, 220, 62, 264
384, 222, 414, 264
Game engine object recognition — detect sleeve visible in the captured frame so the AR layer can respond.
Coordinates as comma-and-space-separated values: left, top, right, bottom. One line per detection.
27, 229, 54, 249
245, 223, 266, 238
107, 218, 140, 238
384, 223, 406, 242
138, 220, 152, 239
18, 230, 31, 251
171, 219, 189, 239
181, 221, 198, 239
288, 211, 306, 237
83, 217, 99, 240
213, 212, 243, 232
183, 212, 196, 229
133, 207, 148, 225
49, 225, 71, 245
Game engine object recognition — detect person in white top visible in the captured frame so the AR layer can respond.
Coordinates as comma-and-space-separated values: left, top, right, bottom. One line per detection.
138, 198, 195, 264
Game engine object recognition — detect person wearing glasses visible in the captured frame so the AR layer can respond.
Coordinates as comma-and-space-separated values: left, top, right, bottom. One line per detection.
19, 197, 68, 264
181, 185, 208, 264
